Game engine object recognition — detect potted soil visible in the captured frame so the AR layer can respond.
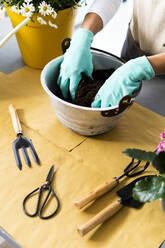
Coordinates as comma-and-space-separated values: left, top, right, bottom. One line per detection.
52, 68, 115, 107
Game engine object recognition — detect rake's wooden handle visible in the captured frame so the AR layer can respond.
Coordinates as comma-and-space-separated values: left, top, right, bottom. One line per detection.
74, 179, 118, 209
77, 200, 122, 236
9, 104, 22, 135
0, 17, 30, 48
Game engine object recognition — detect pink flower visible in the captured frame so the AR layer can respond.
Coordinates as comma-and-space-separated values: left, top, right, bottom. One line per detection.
156, 140, 165, 154
160, 131, 165, 140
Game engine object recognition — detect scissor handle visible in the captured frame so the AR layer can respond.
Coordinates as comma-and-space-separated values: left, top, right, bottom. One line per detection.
23, 185, 60, 219
23, 187, 40, 217
38, 184, 60, 219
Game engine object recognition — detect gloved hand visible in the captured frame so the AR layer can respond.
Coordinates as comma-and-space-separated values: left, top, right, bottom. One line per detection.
92, 56, 155, 108
57, 28, 94, 99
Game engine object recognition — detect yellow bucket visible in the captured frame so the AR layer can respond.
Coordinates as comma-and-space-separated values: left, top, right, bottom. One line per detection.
6, 7, 77, 69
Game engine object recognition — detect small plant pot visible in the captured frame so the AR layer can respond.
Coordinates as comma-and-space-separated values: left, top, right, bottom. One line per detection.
6, 7, 77, 69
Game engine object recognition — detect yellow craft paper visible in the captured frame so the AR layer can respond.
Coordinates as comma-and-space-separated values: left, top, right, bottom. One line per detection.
0, 72, 6, 77
0, 66, 85, 151
0, 123, 106, 248
71, 103, 165, 177
0, 67, 165, 248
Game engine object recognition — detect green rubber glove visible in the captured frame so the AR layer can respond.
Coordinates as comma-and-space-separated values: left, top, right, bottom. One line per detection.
57, 28, 94, 99
92, 56, 155, 108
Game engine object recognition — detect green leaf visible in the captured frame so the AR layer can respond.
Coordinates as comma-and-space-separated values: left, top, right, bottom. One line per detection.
152, 152, 165, 174
133, 175, 165, 202
122, 148, 156, 162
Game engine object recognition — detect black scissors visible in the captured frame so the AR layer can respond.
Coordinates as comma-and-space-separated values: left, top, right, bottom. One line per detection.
23, 165, 60, 219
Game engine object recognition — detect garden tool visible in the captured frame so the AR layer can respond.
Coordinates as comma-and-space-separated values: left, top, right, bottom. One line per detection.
0, 17, 30, 48
23, 165, 60, 220
9, 104, 40, 170
77, 175, 147, 236
74, 159, 150, 209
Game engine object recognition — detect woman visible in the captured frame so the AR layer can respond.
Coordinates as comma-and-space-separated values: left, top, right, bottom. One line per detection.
57, 0, 165, 108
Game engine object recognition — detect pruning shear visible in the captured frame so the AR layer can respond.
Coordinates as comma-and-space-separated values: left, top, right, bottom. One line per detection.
23, 165, 60, 219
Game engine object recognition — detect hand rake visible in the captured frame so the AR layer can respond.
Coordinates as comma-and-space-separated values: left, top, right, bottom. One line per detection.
74, 158, 150, 209
9, 104, 40, 170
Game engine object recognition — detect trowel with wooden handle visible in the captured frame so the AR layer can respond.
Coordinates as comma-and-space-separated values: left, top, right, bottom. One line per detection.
77, 176, 147, 236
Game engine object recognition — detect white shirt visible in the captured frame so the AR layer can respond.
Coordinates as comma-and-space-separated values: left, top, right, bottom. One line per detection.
87, 0, 165, 55
131, 0, 165, 55
87, 0, 121, 27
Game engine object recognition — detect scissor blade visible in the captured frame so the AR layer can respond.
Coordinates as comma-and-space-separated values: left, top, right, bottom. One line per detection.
46, 165, 54, 183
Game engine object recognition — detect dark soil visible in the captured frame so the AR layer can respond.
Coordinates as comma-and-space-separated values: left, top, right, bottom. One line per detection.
52, 68, 115, 107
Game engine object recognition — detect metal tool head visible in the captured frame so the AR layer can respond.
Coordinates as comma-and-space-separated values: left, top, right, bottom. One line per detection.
46, 165, 55, 184
13, 134, 40, 170
117, 176, 148, 208
124, 158, 150, 178
14, 135, 29, 149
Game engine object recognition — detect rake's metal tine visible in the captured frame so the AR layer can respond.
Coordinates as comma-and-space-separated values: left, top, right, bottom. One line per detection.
126, 159, 150, 178
22, 147, 31, 167
29, 141, 40, 165
12, 145, 22, 170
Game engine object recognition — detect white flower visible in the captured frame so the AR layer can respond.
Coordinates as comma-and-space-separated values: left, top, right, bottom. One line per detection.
10, 5, 20, 14
51, 9, 57, 19
48, 20, 58, 29
38, 1, 52, 16
20, 2, 35, 18
24, 0, 32, 3
0, 7, 5, 20
37, 16, 47, 25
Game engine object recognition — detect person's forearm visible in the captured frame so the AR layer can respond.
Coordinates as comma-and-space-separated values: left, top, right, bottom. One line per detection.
147, 53, 165, 75
81, 0, 121, 35
81, 13, 103, 35
87, 0, 121, 27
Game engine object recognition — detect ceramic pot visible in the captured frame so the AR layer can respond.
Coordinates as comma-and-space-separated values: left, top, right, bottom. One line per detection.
41, 48, 141, 136
6, 7, 77, 69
